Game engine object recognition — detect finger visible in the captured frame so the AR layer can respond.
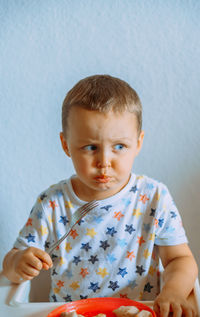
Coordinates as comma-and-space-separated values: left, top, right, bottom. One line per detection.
159, 302, 170, 317
182, 305, 195, 317
42, 262, 50, 270
33, 248, 53, 267
19, 262, 40, 278
171, 302, 182, 317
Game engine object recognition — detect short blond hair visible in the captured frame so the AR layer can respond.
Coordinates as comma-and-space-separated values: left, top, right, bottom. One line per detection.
62, 74, 142, 136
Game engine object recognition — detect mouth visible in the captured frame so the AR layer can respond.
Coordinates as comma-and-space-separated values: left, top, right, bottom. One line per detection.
94, 175, 111, 183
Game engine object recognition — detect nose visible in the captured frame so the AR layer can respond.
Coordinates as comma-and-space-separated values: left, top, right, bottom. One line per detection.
96, 149, 111, 169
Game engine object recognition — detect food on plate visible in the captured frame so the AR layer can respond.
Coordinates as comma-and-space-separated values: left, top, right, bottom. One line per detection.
60, 311, 84, 317
113, 306, 152, 316
59, 305, 152, 317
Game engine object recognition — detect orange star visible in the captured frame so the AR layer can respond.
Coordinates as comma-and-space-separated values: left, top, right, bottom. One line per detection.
70, 229, 79, 239
49, 200, 58, 211
139, 194, 149, 204
154, 219, 158, 228
26, 218, 32, 226
120, 294, 128, 298
113, 211, 124, 221
57, 280, 64, 288
126, 251, 135, 261
137, 235, 145, 246
80, 268, 89, 278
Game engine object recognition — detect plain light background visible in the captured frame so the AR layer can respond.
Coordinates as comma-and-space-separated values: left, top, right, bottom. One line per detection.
0, 1, 199, 278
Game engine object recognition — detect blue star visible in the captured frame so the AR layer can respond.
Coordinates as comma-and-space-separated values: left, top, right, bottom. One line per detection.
51, 294, 57, 302
125, 224, 135, 235
170, 211, 177, 218
100, 205, 112, 211
146, 183, 154, 190
106, 227, 117, 237
122, 198, 131, 207
150, 208, 156, 217
88, 255, 99, 264
143, 223, 151, 233
100, 240, 110, 250
81, 242, 91, 252
128, 279, 138, 289
80, 295, 88, 299
107, 254, 117, 263
93, 216, 103, 224
55, 190, 63, 198
65, 269, 73, 278
135, 265, 145, 276
72, 256, 81, 265
88, 282, 100, 293
144, 282, 153, 293
25, 233, 35, 243
36, 210, 43, 219
117, 267, 128, 278
165, 226, 175, 233
63, 294, 72, 302
117, 238, 128, 248
56, 230, 62, 238
130, 186, 138, 193
40, 193, 47, 201
108, 281, 119, 291
59, 216, 69, 225
158, 218, 164, 227
161, 189, 167, 196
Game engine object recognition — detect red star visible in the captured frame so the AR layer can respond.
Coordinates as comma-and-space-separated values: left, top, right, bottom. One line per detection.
139, 194, 149, 204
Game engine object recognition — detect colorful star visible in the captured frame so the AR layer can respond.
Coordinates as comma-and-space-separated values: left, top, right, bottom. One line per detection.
100, 205, 112, 211
88, 255, 99, 264
25, 233, 35, 243
144, 282, 153, 293
100, 240, 110, 250
117, 267, 128, 278
59, 216, 68, 225
117, 238, 128, 248
137, 235, 145, 246
125, 224, 136, 235
150, 208, 156, 217
26, 218, 32, 226
88, 282, 100, 293
107, 254, 117, 263
57, 280, 64, 288
143, 249, 151, 259
108, 281, 119, 291
135, 265, 145, 276
86, 228, 97, 238
139, 194, 149, 204
113, 211, 124, 221
65, 242, 72, 253
126, 251, 135, 261
80, 268, 89, 278
81, 242, 91, 252
128, 279, 138, 289
96, 267, 109, 278
130, 185, 138, 193
49, 200, 58, 211
59, 257, 66, 266
40, 225, 48, 236
70, 281, 80, 290
72, 256, 81, 265
133, 208, 142, 218
106, 227, 117, 237
65, 201, 73, 209
63, 294, 72, 302
70, 229, 79, 239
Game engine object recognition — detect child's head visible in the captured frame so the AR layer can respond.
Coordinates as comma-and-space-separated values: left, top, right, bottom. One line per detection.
62, 74, 142, 138
60, 75, 144, 201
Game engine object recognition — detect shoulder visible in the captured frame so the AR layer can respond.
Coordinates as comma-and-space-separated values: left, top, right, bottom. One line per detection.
36, 178, 71, 206
132, 173, 168, 193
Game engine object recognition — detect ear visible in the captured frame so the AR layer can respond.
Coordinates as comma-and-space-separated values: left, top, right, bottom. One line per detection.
60, 132, 71, 157
136, 130, 144, 155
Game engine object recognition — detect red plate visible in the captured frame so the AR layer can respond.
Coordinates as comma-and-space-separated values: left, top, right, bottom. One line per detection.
47, 297, 156, 317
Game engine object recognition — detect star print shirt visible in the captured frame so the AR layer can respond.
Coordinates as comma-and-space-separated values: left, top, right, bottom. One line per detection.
13, 173, 188, 302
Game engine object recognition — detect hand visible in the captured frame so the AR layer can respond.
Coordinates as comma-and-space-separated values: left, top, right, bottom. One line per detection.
14, 247, 53, 280
153, 289, 197, 317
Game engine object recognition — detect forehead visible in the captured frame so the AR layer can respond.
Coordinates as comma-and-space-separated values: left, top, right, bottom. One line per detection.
67, 107, 138, 140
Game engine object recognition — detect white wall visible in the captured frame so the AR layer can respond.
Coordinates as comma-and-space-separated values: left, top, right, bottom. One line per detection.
0, 0, 199, 276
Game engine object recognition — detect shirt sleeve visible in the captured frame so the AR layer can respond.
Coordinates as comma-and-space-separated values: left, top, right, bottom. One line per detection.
154, 184, 188, 246
13, 195, 50, 251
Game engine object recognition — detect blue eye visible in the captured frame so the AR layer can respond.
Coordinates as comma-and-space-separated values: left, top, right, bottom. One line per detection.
114, 144, 124, 150
83, 145, 97, 151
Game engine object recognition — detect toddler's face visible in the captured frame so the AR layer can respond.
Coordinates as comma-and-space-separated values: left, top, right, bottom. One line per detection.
60, 107, 144, 201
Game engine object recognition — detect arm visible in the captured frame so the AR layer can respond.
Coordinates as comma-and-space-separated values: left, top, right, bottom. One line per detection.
153, 243, 198, 316
3, 247, 53, 284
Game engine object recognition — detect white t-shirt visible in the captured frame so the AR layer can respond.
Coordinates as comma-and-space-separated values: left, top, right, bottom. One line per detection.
14, 173, 187, 302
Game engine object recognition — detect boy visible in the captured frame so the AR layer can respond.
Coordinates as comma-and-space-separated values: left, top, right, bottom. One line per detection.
3, 75, 198, 316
